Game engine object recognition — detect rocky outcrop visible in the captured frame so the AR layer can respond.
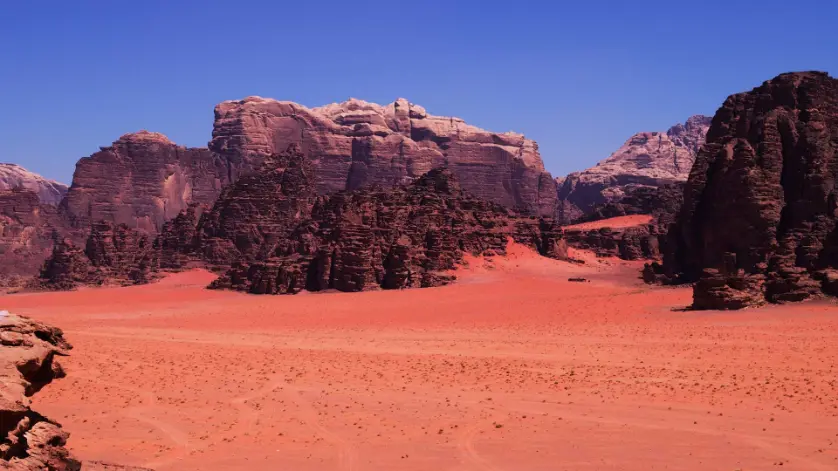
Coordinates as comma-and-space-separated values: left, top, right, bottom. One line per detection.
204, 145, 566, 294
61, 131, 228, 233
155, 204, 202, 270
84, 221, 156, 285
573, 183, 684, 226
0, 189, 66, 287
563, 224, 661, 260
210, 96, 557, 216
655, 71, 838, 309
54, 96, 558, 250
0, 164, 68, 206
0, 312, 80, 470
36, 239, 93, 291
37, 222, 156, 290
556, 115, 711, 223
195, 147, 319, 266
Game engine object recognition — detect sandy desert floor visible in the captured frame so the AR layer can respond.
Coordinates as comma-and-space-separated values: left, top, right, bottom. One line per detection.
2, 245, 837, 470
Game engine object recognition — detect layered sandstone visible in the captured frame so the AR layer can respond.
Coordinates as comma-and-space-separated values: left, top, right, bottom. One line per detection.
0, 164, 68, 206
210, 96, 557, 216
655, 71, 838, 309
37, 221, 156, 290
203, 145, 565, 294
556, 116, 711, 223
0, 189, 66, 287
0, 312, 79, 470
61, 131, 228, 233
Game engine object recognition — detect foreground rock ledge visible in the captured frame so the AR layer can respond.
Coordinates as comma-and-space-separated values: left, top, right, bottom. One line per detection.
0, 312, 80, 470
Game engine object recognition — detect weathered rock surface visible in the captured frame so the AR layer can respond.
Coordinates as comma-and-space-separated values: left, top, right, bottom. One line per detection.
556, 115, 711, 223
211, 96, 557, 216
563, 224, 661, 260
202, 145, 566, 294
0, 189, 66, 288
655, 71, 838, 309
0, 164, 68, 206
36, 239, 93, 291
61, 131, 228, 233
0, 312, 79, 470
37, 221, 156, 290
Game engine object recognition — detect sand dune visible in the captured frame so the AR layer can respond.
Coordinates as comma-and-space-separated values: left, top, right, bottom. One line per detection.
2, 245, 836, 470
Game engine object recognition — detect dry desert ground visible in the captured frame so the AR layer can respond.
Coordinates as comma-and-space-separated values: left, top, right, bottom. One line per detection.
2, 243, 837, 470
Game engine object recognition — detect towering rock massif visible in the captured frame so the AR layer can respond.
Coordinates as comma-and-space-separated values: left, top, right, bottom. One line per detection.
652, 71, 838, 309
210, 97, 558, 216
57, 97, 558, 245
207, 145, 565, 294
0, 164, 68, 206
61, 131, 228, 233
556, 115, 711, 223
0, 189, 66, 287
0, 313, 79, 470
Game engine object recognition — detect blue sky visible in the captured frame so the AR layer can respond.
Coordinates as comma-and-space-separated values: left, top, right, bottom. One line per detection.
2, 1, 836, 183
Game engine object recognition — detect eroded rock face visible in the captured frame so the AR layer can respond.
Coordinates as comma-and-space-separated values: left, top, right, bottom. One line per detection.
0, 313, 80, 470
61, 131, 229, 233
657, 71, 838, 309
199, 145, 566, 294
0, 189, 66, 287
563, 225, 661, 260
556, 116, 711, 223
0, 164, 68, 206
210, 97, 557, 216
37, 221, 156, 290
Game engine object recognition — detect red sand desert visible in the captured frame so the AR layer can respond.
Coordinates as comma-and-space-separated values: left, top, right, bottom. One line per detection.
2, 243, 837, 470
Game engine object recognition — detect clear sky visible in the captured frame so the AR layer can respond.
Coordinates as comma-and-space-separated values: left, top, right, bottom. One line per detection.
2, 0, 836, 184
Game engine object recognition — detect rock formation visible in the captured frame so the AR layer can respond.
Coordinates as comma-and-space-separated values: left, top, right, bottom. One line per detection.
0, 189, 66, 288
155, 204, 202, 270
0, 164, 68, 206
37, 221, 156, 290
0, 312, 80, 470
61, 131, 228, 233
54, 96, 558, 249
563, 224, 662, 260
210, 96, 557, 216
556, 115, 711, 223
36, 239, 93, 291
202, 145, 565, 294
654, 71, 838, 309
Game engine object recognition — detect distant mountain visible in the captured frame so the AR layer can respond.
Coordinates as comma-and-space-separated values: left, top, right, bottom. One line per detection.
555, 115, 712, 223
0, 163, 68, 205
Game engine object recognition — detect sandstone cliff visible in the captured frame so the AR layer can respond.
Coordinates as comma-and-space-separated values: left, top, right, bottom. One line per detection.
0, 312, 79, 470
0, 189, 66, 287
210, 96, 558, 216
556, 115, 711, 223
650, 71, 838, 309
0, 164, 68, 206
207, 145, 565, 294
61, 131, 228, 233
41, 145, 567, 293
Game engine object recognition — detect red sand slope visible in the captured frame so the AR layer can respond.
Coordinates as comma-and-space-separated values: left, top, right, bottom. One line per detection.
563, 214, 654, 231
